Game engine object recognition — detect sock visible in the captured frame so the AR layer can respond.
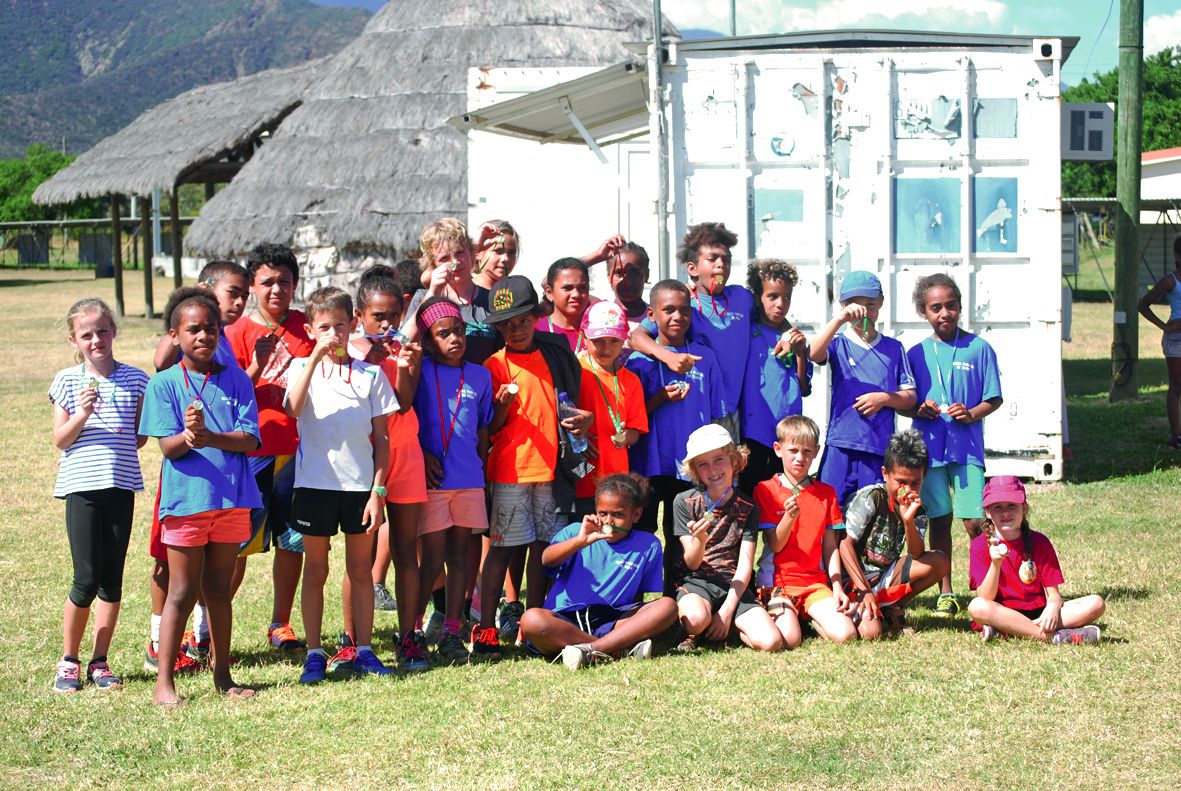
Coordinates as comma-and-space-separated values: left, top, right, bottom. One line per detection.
356, 645, 371, 654
150, 614, 162, 651
432, 587, 447, 612
307, 647, 327, 658
443, 617, 462, 637
193, 604, 210, 642
414, 616, 424, 631
62, 654, 80, 664
88, 655, 107, 666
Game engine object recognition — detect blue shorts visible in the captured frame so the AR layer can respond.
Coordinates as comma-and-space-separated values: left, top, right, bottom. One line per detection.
819, 446, 883, 509
240, 455, 304, 556
921, 462, 985, 519
555, 603, 642, 638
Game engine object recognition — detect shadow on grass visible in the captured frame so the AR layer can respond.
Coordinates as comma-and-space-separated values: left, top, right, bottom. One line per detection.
1096, 585, 1151, 602
1063, 357, 1169, 397
0, 277, 93, 288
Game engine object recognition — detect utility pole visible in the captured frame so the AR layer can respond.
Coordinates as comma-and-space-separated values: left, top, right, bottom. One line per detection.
1109, 0, 1144, 401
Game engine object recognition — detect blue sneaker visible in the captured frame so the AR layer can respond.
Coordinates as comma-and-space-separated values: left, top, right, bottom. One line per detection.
397, 631, 430, 673
354, 649, 394, 676
300, 652, 327, 684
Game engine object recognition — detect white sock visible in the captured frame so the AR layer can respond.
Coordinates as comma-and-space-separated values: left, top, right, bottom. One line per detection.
150, 614, 162, 650
193, 604, 210, 642
307, 647, 327, 657
356, 645, 371, 654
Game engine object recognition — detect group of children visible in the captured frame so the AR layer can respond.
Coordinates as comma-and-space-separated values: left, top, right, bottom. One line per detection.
48, 219, 1106, 700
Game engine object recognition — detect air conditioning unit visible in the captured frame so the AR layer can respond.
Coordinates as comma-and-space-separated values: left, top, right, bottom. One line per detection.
1061, 102, 1114, 162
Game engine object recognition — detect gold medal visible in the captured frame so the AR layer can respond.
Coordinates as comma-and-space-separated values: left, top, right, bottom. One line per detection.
612, 429, 627, 446
1018, 559, 1037, 584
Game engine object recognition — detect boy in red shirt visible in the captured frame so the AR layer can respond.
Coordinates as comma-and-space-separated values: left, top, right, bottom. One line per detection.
754, 415, 858, 648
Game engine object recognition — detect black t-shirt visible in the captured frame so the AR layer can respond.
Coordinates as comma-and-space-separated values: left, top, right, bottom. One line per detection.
672, 487, 759, 588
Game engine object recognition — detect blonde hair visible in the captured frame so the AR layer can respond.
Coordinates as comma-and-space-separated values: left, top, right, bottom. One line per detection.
419, 218, 472, 271
679, 443, 750, 487
775, 414, 820, 446
65, 298, 117, 363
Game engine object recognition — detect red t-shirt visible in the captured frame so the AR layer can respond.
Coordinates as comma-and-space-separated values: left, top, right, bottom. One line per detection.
574, 357, 648, 499
224, 311, 313, 456
968, 530, 1065, 610
754, 475, 844, 589
484, 348, 558, 484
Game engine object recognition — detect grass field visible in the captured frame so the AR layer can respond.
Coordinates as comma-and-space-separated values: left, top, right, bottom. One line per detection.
1, 271, 1179, 790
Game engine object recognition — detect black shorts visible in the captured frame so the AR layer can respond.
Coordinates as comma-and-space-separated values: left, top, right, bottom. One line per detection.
1015, 606, 1045, 621
676, 577, 761, 618
291, 488, 371, 537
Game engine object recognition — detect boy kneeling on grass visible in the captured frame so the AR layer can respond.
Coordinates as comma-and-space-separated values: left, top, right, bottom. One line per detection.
519, 474, 677, 670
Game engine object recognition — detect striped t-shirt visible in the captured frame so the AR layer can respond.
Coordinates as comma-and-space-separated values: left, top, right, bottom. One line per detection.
49, 362, 149, 497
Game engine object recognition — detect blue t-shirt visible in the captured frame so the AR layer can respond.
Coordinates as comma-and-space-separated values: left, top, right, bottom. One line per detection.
641, 284, 754, 416
544, 522, 664, 612
740, 323, 813, 448
625, 340, 727, 478
413, 358, 495, 490
823, 329, 915, 455
170, 328, 239, 370
139, 364, 263, 518
906, 331, 1002, 467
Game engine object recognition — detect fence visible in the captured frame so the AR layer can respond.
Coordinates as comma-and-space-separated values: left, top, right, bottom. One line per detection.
0, 216, 194, 273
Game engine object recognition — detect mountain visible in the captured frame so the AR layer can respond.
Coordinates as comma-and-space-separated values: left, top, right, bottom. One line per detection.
0, 0, 369, 157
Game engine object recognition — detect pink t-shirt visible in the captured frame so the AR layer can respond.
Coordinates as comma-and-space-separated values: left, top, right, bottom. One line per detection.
968, 530, 1064, 610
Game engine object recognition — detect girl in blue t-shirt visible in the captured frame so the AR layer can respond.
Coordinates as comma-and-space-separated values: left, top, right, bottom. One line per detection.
906, 273, 1003, 618
49, 298, 149, 693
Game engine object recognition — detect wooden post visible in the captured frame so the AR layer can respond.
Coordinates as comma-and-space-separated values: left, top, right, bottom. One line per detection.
141, 195, 154, 319
1109, 0, 1144, 401
109, 195, 124, 319
170, 188, 183, 288
204, 180, 215, 202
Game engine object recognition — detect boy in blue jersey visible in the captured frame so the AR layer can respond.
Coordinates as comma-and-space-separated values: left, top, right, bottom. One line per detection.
905, 274, 1002, 616
624, 280, 727, 587
809, 270, 916, 508
518, 474, 677, 669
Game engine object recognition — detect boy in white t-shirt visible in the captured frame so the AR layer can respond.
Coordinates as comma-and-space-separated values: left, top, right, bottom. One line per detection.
285, 287, 399, 683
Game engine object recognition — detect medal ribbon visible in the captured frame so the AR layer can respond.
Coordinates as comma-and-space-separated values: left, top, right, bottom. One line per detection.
588, 357, 624, 438
434, 362, 465, 459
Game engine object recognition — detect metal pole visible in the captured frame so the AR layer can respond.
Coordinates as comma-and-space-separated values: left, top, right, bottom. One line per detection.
141, 195, 155, 319
651, 0, 670, 279
109, 195, 124, 319
729, 0, 736, 36
1109, 0, 1143, 401
170, 188, 183, 288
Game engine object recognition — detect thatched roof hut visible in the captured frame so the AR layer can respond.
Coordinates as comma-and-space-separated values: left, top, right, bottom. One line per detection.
32, 59, 324, 204
184, 1, 674, 260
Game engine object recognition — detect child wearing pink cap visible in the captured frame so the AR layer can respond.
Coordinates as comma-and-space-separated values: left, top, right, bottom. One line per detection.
574, 301, 650, 514
967, 476, 1105, 644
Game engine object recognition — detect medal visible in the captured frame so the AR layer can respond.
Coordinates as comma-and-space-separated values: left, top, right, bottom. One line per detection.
505, 383, 519, 395
612, 430, 627, 446
87, 377, 98, 390
1019, 559, 1038, 584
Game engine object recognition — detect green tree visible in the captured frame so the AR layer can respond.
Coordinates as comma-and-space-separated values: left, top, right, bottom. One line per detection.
0, 144, 102, 222
1063, 47, 1181, 198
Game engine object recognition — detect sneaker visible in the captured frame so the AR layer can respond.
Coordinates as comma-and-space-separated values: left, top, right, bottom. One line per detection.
1051, 625, 1101, 645
300, 652, 327, 684
268, 623, 305, 651
560, 643, 611, 671
354, 649, 395, 676
498, 600, 526, 642
627, 639, 653, 660
436, 631, 470, 665
671, 635, 699, 654
53, 659, 82, 693
328, 634, 357, 674
1169, 435, 1181, 450
934, 594, 961, 617
980, 625, 999, 643
180, 630, 210, 665
469, 625, 502, 662
143, 640, 203, 675
397, 631, 430, 673
86, 659, 123, 690
423, 610, 445, 645
374, 583, 397, 612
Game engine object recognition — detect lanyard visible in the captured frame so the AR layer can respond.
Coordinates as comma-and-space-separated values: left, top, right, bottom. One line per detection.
80, 364, 123, 434
777, 472, 811, 497
701, 485, 733, 519
257, 310, 287, 338
587, 357, 625, 439
434, 362, 465, 459
180, 361, 212, 404
692, 284, 728, 319
931, 328, 960, 406
546, 316, 584, 353
319, 353, 353, 384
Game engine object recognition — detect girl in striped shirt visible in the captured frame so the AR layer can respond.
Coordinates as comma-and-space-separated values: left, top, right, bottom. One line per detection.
48, 298, 149, 693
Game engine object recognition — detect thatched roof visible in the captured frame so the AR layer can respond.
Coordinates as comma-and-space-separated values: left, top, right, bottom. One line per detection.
32, 59, 324, 204
184, 1, 675, 258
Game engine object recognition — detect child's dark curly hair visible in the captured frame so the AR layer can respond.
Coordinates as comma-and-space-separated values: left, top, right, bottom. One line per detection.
912, 273, 962, 315
746, 258, 799, 299
163, 287, 220, 332
596, 473, 651, 510
677, 221, 738, 265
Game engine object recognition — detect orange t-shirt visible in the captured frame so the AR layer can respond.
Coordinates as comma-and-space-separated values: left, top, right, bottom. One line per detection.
484, 348, 558, 484
575, 357, 649, 498
754, 475, 844, 589
224, 311, 314, 456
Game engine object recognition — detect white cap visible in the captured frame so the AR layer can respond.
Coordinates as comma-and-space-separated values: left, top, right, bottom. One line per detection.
682, 423, 734, 466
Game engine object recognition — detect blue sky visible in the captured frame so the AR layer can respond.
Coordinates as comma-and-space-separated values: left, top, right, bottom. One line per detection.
311, 0, 1181, 85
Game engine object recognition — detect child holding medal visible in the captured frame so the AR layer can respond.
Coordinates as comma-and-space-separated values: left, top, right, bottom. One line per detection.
574, 301, 649, 515
49, 298, 149, 692
905, 274, 1003, 617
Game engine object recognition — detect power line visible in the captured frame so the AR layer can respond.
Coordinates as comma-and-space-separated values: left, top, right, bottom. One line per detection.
1080, 0, 1117, 82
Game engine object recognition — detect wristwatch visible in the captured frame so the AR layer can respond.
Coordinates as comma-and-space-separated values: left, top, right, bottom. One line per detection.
371, 485, 387, 498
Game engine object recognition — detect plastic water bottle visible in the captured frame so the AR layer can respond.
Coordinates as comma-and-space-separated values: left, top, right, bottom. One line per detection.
556, 391, 588, 453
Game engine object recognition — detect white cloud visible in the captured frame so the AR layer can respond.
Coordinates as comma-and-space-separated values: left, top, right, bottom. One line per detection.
665, 0, 1010, 35
1145, 10, 1181, 56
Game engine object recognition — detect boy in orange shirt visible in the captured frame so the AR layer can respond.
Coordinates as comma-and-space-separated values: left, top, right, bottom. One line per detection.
476, 275, 590, 660
575, 301, 648, 515
754, 415, 858, 648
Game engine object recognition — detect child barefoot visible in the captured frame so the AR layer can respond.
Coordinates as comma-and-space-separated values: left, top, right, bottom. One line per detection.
49, 298, 149, 692
967, 477, 1106, 644
518, 474, 677, 669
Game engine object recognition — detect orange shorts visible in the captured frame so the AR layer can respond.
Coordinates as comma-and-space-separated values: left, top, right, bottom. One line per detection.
760, 583, 833, 618
420, 488, 489, 535
161, 508, 252, 548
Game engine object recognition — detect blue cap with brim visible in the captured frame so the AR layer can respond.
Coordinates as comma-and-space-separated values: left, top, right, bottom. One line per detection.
839, 270, 883, 302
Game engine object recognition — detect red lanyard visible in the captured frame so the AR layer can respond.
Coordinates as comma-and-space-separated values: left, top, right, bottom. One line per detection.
180, 361, 212, 404
692, 285, 728, 318
319, 354, 353, 384
434, 362, 465, 459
